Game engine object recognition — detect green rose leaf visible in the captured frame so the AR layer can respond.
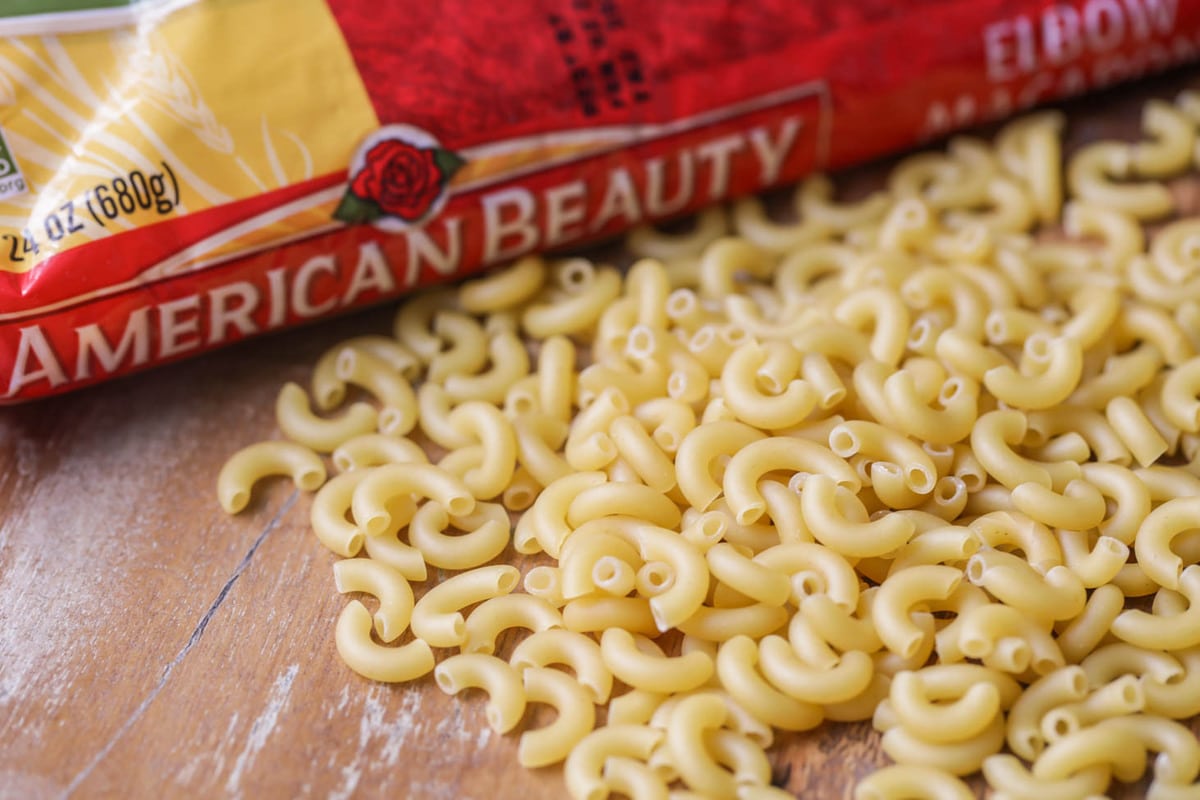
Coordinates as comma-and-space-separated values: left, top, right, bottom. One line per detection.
433, 148, 467, 182
333, 191, 382, 224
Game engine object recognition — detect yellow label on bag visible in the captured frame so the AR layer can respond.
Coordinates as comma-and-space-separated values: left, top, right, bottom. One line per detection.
0, 0, 377, 273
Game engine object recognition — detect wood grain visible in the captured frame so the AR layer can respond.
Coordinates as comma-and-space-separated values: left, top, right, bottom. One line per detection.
3, 71, 1200, 800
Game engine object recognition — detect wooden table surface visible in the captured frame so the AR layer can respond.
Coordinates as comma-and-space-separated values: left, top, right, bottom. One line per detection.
3, 72, 1198, 800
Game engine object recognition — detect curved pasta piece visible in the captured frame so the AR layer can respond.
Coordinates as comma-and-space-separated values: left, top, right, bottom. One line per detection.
460, 593, 564, 655
335, 345, 418, 435
334, 600, 434, 683
724, 436, 859, 526
675, 421, 767, 511
598, 629, 713, 693
332, 558, 415, 643
410, 565, 520, 648
800, 474, 916, 558
434, 653, 525, 733
510, 629, 613, 704
351, 463, 475, 536
563, 724, 663, 800
275, 382, 378, 453
854, 764, 975, 800
217, 439, 326, 514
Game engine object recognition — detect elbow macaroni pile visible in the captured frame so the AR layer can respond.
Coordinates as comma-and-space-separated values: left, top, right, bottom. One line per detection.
220, 92, 1200, 800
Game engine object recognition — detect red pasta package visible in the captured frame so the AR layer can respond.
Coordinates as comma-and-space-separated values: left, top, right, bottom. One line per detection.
2, 0, 1198, 402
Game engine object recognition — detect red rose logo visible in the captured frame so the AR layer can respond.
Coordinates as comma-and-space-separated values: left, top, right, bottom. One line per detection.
335, 128, 465, 226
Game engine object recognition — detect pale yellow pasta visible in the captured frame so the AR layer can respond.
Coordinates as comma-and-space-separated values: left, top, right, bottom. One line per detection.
795, 174, 890, 232
566, 481, 682, 531
696, 236, 775, 299
1067, 140, 1172, 220
275, 382, 379, 453
662, 692, 742, 797
853, 764, 976, 800
982, 755, 1110, 800
731, 195, 828, 254
222, 100, 1200, 800
1111, 565, 1200, 650
873, 565, 962, 659
1040, 674, 1144, 743
628, 206, 728, 261
519, 470, 607, 557
724, 436, 859, 525
1143, 647, 1200, 720
606, 415, 676, 492
881, 370, 979, 446
749, 542, 857, 613
459, 254, 546, 313
1081, 642, 1186, 688
563, 724, 664, 800
1119, 302, 1194, 366
1009, 478, 1106, 533
607, 688, 669, 726
675, 603, 788, 642
1004, 665, 1089, 761
331, 433, 428, 473
1162, 356, 1200, 433
983, 334, 1083, 411
512, 413, 572, 487
332, 345, 419, 436
334, 600, 435, 683
1132, 99, 1196, 177
562, 595, 659, 636
310, 470, 374, 557
714, 635, 822, 732
217, 439, 326, 514
351, 463, 474, 537
705, 544, 790, 607
407, 500, 508, 570
828, 420, 936, 493
1055, 529, 1129, 588
332, 557, 415, 644
887, 669, 1001, 744
410, 564, 519, 648
720, 341, 817, 429
630, 524, 711, 632
969, 409, 1054, 489
880, 713, 1005, 776
360, 524, 427, 582
1032, 718, 1153, 784
674, 420, 766, 511
442, 330, 531, 405
599, 629, 714, 693
502, 465, 540, 511
521, 265, 623, 338
800, 474, 916, 558
392, 285, 456, 361
312, 334, 420, 410
434, 653, 525, 733
565, 387, 628, 470
877, 197, 935, 252
534, 334, 577, 422
458, 593, 563, 656
955, 603, 1064, 676
509, 629, 612, 704
522, 565, 566, 608
1062, 204, 1143, 273
757, 635, 874, 704
1134, 495, 1200, 590
600, 755, 669, 800
833, 287, 910, 367
425, 311, 487, 384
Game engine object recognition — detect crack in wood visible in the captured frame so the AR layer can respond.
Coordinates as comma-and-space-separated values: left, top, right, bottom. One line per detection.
59, 491, 299, 798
